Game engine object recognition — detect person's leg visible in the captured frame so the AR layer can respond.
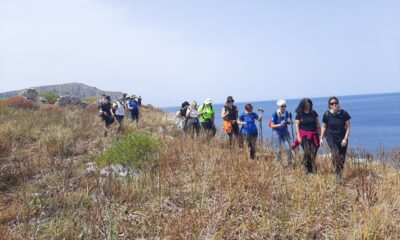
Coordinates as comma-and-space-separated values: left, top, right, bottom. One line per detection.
247, 134, 257, 159
301, 138, 314, 173
282, 132, 293, 165
228, 132, 233, 146
337, 138, 348, 178
272, 131, 282, 162
326, 135, 341, 177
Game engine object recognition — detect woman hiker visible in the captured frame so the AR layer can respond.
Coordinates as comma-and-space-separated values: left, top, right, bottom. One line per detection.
237, 103, 263, 160
221, 96, 240, 147
198, 98, 216, 139
98, 95, 115, 137
176, 101, 190, 130
320, 97, 351, 180
294, 98, 321, 174
269, 99, 293, 166
112, 98, 126, 133
185, 101, 201, 138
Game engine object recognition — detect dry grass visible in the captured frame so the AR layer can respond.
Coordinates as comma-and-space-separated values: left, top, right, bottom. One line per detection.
0, 104, 399, 239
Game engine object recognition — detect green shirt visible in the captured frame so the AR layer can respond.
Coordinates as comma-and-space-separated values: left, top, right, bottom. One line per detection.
198, 104, 215, 122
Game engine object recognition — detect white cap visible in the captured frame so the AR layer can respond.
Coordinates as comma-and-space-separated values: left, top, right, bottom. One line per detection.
276, 99, 286, 106
204, 98, 213, 104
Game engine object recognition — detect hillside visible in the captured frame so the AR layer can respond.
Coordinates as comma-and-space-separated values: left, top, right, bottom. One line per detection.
0, 82, 124, 99
0, 103, 399, 238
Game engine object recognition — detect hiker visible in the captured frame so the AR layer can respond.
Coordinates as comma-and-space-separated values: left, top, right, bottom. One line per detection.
198, 98, 216, 139
221, 96, 240, 146
176, 101, 190, 130
237, 103, 262, 159
138, 96, 142, 107
98, 95, 115, 136
128, 95, 139, 124
320, 97, 351, 180
185, 101, 201, 137
294, 98, 321, 174
113, 98, 126, 133
269, 99, 293, 165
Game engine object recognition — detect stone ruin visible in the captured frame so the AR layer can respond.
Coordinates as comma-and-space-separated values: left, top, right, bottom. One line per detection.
19, 88, 39, 102
56, 96, 85, 106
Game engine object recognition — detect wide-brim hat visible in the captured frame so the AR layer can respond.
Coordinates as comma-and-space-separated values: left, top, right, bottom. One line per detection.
204, 98, 212, 104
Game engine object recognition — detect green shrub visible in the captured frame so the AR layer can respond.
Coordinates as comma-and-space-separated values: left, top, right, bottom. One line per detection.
39, 92, 60, 104
81, 97, 97, 103
95, 132, 162, 168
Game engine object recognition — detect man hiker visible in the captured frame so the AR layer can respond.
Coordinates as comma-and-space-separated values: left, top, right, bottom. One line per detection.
128, 95, 139, 124
98, 95, 115, 136
198, 98, 216, 140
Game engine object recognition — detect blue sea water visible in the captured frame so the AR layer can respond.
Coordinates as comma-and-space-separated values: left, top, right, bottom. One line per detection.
163, 93, 400, 152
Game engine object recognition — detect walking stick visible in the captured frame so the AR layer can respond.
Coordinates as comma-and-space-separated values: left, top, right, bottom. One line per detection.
289, 112, 297, 159
258, 107, 264, 144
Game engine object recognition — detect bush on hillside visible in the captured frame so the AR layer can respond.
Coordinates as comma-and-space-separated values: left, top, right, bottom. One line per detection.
2, 96, 39, 110
39, 92, 60, 104
95, 132, 162, 168
81, 97, 97, 103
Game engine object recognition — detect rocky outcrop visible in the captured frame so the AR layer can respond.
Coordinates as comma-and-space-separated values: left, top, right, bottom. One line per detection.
56, 96, 86, 106
18, 88, 39, 102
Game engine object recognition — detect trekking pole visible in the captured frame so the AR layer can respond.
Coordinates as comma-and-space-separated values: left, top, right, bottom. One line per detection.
258, 107, 264, 144
289, 112, 297, 159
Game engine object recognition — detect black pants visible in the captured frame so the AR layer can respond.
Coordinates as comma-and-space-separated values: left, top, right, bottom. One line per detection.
201, 120, 216, 137
130, 109, 139, 123
243, 134, 258, 159
228, 123, 240, 146
326, 134, 348, 176
301, 137, 318, 173
101, 113, 114, 127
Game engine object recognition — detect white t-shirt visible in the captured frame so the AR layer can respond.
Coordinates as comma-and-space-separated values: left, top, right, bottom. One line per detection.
115, 101, 125, 116
186, 108, 198, 118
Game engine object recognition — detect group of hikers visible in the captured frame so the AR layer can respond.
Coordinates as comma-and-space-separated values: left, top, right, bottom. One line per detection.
177, 96, 351, 180
97, 94, 142, 136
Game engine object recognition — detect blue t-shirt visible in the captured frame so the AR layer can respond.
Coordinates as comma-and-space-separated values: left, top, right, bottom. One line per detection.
239, 112, 259, 135
271, 111, 290, 133
129, 99, 138, 109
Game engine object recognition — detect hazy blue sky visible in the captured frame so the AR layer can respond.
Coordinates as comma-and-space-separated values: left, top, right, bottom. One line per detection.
1, 0, 399, 107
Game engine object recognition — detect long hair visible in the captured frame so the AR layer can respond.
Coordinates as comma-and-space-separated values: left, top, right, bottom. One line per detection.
328, 96, 339, 109
295, 98, 313, 114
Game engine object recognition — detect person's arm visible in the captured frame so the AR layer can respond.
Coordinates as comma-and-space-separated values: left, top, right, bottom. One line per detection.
320, 123, 327, 145
221, 108, 228, 119
342, 120, 351, 146
316, 118, 321, 136
295, 119, 302, 144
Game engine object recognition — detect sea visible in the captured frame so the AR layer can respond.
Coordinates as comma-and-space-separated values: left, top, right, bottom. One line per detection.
163, 93, 400, 153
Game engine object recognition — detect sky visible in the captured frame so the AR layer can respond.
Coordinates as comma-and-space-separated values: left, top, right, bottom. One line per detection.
0, 0, 399, 107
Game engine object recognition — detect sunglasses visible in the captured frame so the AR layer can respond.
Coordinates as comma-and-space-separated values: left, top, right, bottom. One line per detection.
330, 102, 338, 106
280, 105, 286, 108
227, 101, 233, 103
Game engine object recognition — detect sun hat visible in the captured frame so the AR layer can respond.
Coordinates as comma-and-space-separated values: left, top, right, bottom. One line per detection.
204, 98, 213, 104
276, 99, 286, 107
